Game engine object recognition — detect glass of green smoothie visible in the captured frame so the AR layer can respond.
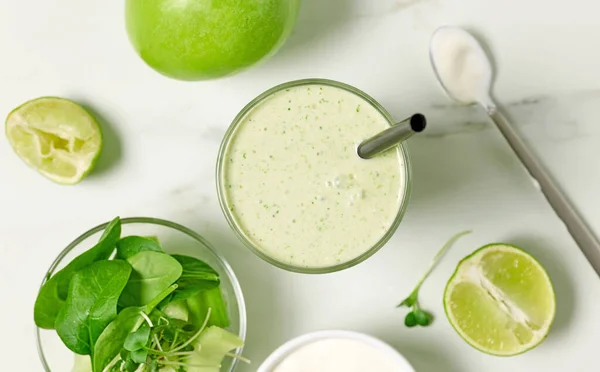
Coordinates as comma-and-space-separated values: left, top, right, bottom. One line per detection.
217, 79, 412, 273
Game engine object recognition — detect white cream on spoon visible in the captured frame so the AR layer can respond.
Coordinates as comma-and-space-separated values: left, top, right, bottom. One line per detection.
429, 25, 600, 275
429, 26, 493, 106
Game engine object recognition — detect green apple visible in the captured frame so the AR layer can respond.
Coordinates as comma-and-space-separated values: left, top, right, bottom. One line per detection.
125, 0, 300, 80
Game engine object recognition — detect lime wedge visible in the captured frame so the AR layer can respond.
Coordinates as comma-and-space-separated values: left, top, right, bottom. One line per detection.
444, 244, 555, 356
5, 97, 102, 185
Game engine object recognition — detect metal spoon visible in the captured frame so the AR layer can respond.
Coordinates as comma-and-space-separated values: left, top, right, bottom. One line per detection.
430, 26, 600, 275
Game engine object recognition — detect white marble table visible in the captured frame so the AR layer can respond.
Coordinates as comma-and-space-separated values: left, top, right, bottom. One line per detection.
1, 0, 600, 371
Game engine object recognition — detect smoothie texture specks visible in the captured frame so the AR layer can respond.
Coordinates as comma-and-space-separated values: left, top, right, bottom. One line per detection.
222, 84, 406, 269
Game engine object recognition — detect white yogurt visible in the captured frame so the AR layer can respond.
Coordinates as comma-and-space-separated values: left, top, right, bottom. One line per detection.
430, 26, 493, 105
221, 83, 406, 269
273, 338, 405, 372
257, 331, 414, 372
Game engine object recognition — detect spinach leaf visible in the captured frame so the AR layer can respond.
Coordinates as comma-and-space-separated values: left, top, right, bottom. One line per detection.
33, 278, 65, 330
93, 307, 144, 372
57, 217, 122, 299
169, 254, 220, 303
145, 235, 159, 243
119, 251, 182, 308
93, 285, 177, 372
116, 236, 163, 260
123, 358, 139, 372
55, 259, 131, 355
187, 287, 230, 328
34, 217, 121, 329
130, 349, 148, 364
124, 325, 150, 351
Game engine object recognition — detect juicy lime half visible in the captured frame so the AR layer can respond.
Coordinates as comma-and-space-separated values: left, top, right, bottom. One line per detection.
444, 244, 556, 356
5, 97, 102, 184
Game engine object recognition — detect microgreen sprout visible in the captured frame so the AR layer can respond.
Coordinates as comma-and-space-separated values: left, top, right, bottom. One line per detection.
398, 230, 472, 327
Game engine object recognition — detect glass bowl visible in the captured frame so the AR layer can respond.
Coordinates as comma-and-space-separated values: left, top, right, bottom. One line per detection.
36, 217, 246, 372
216, 78, 412, 274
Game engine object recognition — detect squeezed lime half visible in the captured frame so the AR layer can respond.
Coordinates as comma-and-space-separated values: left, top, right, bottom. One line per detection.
5, 97, 102, 184
444, 244, 556, 356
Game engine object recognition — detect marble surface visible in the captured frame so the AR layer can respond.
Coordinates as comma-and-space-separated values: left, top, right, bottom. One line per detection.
1, 0, 600, 371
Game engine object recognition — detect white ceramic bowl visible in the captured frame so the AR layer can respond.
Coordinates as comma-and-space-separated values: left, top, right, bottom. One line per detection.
257, 330, 415, 372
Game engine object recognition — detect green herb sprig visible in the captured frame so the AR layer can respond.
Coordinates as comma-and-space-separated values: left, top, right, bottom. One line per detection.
398, 230, 472, 327
110, 307, 214, 371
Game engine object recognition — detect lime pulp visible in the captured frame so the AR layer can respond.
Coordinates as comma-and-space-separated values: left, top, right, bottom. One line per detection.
444, 244, 556, 356
5, 97, 102, 185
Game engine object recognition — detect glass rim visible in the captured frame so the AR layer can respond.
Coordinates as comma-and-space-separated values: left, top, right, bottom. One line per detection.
216, 78, 412, 274
35, 216, 247, 372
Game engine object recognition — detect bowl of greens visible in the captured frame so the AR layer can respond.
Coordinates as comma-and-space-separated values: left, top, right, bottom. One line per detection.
34, 217, 247, 372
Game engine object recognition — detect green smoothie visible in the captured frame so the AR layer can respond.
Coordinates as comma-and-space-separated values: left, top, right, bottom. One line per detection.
220, 82, 408, 270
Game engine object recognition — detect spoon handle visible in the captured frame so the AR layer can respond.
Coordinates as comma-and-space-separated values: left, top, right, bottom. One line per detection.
487, 105, 600, 276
